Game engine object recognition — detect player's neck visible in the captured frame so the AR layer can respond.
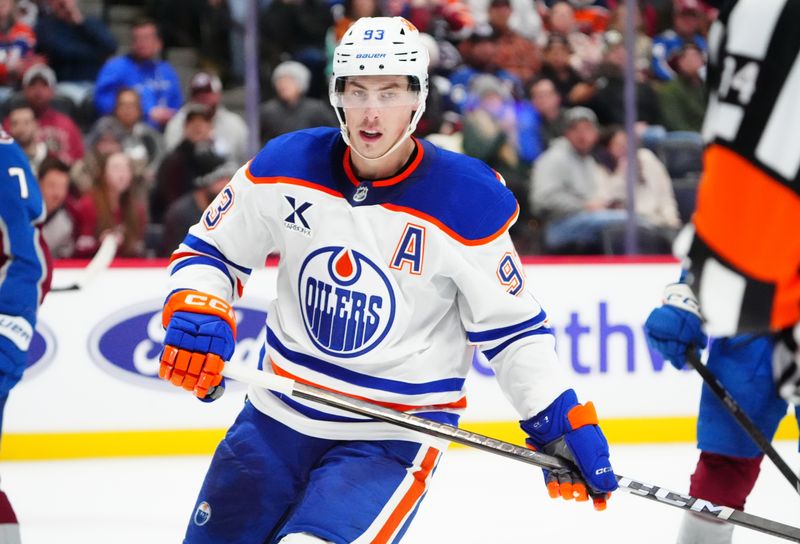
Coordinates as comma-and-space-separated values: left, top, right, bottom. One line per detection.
350, 137, 416, 180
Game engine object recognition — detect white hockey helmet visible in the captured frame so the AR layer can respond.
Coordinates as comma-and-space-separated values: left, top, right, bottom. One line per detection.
330, 17, 430, 154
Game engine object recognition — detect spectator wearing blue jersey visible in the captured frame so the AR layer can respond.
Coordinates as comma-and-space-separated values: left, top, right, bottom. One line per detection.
448, 25, 522, 113
0, 131, 51, 542
462, 73, 526, 188
94, 19, 182, 130
651, 0, 708, 81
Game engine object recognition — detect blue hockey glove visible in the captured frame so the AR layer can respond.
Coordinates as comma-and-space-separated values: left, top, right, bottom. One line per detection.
521, 389, 617, 511
644, 283, 708, 370
160, 290, 237, 401
0, 331, 29, 397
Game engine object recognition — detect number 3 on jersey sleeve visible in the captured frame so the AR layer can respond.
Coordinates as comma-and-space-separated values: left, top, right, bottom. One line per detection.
496, 252, 525, 296
203, 185, 235, 230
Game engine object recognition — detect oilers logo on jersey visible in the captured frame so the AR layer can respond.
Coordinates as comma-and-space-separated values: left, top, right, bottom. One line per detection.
193, 501, 211, 526
298, 246, 396, 358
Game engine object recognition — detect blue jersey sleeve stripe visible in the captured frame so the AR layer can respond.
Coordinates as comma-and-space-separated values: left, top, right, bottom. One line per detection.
467, 309, 548, 343
170, 256, 235, 291
267, 328, 465, 395
482, 327, 554, 361
183, 234, 253, 275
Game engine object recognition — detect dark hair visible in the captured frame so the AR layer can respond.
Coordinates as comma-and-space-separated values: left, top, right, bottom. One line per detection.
184, 102, 214, 123
131, 17, 160, 37
114, 86, 140, 103
38, 155, 70, 180
91, 152, 144, 257
527, 75, 556, 98
544, 33, 572, 52
598, 124, 624, 148
8, 102, 34, 116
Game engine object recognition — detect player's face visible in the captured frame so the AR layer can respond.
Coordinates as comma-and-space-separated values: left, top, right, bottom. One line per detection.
342, 75, 418, 160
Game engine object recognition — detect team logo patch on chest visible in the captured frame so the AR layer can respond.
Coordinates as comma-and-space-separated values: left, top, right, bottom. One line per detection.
298, 246, 396, 357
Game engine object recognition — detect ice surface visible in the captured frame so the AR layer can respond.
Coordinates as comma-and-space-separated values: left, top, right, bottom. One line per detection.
3, 442, 797, 543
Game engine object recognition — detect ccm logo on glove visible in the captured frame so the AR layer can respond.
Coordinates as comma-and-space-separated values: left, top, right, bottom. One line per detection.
162, 290, 237, 334
160, 290, 238, 401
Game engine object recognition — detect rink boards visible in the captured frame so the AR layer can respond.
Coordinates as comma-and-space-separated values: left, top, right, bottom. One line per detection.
4, 257, 797, 460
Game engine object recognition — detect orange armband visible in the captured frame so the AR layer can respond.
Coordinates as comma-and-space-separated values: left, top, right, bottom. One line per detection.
162, 290, 237, 337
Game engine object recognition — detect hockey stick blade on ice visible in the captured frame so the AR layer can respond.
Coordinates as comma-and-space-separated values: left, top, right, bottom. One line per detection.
222, 364, 800, 543
685, 348, 800, 497
51, 234, 118, 292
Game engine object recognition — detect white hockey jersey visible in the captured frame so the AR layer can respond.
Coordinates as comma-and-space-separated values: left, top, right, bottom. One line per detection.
168, 127, 568, 443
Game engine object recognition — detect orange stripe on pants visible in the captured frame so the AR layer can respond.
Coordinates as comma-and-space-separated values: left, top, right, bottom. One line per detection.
371, 447, 440, 544
694, 145, 800, 330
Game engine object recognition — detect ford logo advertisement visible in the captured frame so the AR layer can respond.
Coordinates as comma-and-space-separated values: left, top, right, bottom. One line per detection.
23, 322, 56, 378
88, 300, 269, 389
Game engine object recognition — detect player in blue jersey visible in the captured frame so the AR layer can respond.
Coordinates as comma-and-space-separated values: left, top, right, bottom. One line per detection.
0, 130, 51, 543
158, 17, 617, 543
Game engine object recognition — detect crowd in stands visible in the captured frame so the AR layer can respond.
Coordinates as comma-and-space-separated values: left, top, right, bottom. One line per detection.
3, 0, 713, 259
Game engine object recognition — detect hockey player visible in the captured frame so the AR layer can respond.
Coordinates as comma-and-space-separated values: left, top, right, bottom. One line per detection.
644, 1, 800, 543
0, 129, 51, 543
159, 17, 617, 543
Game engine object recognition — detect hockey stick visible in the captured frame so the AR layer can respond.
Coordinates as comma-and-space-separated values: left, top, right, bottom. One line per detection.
685, 347, 800, 496
51, 234, 118, 292
222, 364, 800, 542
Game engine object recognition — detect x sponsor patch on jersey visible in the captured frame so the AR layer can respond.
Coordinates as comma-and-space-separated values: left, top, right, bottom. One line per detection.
284, 195, 313, 236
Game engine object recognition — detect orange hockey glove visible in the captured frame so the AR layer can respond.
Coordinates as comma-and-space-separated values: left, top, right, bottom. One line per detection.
160, 290, 237, 401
